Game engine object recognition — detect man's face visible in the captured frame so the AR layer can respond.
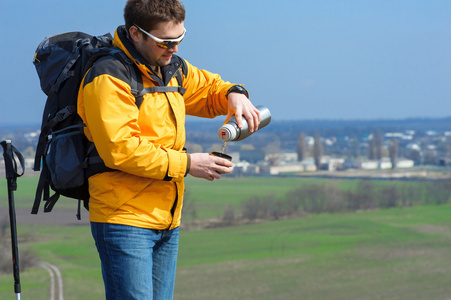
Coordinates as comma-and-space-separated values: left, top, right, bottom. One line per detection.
131, 21, 185, 67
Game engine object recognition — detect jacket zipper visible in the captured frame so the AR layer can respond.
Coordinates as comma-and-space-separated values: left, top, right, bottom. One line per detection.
167, 182, 178, 230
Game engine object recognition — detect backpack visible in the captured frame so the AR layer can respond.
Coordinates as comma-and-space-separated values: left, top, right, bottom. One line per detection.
31, 31, 187, 219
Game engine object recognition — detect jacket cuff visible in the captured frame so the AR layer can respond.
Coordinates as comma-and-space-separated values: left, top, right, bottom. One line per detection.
166, 149, 188, 181
185, 153, 191, 177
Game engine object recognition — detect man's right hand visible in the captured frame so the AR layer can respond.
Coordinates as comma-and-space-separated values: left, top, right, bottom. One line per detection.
188, 153, 233, 181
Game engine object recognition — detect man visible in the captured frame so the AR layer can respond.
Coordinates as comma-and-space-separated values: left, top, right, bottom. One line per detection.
77, 0, 261, 299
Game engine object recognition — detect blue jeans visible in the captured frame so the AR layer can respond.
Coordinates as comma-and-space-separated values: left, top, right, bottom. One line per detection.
91, 222, 179, 300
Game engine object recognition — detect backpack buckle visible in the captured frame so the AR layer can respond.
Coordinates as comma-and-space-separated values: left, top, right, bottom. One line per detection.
78, 38, 91, 46
54, 106, 75, 122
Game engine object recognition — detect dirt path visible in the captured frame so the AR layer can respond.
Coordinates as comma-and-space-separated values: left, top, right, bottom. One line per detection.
0, 207, 90, 226
39, 261, 64, 300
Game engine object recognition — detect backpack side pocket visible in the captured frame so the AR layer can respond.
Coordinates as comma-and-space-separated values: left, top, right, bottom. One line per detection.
46, 131, 86, 190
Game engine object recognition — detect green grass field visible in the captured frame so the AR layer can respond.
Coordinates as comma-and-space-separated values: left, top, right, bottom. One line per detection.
0, 175, 440, 217
178, 204, 451, 300
1, 176, 451, 299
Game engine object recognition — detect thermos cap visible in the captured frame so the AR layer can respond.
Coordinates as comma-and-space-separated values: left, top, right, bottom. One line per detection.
218, 124, 238, 142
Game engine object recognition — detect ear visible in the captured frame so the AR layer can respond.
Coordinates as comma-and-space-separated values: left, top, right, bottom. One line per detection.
129, 26, 140, 42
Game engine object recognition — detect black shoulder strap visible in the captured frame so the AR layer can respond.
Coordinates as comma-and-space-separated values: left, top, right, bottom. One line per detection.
130, 63, 145, 109
107, 50, 145, 109
31, 164, 50, 214
174, 67, 186, 95
114, 52, 188, 108
134, 63, 187, 99
132, 55, 187, 107
175, 57, 187, 94
136, 85, 186, 97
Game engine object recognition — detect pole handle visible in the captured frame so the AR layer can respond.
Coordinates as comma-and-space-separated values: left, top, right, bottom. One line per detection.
1, 140, 25, 181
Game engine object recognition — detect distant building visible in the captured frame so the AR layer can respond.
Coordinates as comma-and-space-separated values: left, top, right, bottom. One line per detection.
320, 158, 345, 171
263, 162, 314, 175
231, 161, 261, 176
358, 158, 414, 170
239, 149, 265, 163
397, 159, 415, 168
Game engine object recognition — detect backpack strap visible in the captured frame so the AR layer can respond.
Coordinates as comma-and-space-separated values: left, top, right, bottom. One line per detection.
136, 85, 186, 96
109, 50, 187, 108
31, 162, 52, 214
129, 63, 145, 109
106, 50, 146, 109
174, 65, 186, 95
49, 39, 87, 95
134, 61, 186, 105
85, 142, 115, 177
43, 192, 60, 213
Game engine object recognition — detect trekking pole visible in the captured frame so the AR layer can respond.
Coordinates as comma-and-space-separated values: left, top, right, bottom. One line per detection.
1, 140, 25, 300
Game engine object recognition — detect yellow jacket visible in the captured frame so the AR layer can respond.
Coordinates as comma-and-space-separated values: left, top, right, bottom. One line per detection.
77, 26, 235, 229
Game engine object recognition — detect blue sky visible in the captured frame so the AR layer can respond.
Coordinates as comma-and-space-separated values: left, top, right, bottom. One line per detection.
1, 0, 450, 126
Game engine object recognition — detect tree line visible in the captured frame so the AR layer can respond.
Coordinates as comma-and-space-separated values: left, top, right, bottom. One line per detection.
216, 179, 451, 227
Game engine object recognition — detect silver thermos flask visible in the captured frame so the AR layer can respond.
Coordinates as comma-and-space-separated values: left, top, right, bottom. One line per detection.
218, 105, 271, 142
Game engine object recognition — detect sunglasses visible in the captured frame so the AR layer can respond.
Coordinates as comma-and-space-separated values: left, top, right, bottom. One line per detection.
134, 24, 186, 49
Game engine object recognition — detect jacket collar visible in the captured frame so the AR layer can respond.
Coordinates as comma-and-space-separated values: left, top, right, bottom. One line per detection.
114, 25, 183, 86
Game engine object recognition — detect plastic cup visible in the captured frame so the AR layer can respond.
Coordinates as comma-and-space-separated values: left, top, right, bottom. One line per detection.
210, 151, 232, 161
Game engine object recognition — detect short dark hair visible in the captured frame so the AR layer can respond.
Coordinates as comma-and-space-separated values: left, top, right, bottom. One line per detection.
124, 0, 185, 32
